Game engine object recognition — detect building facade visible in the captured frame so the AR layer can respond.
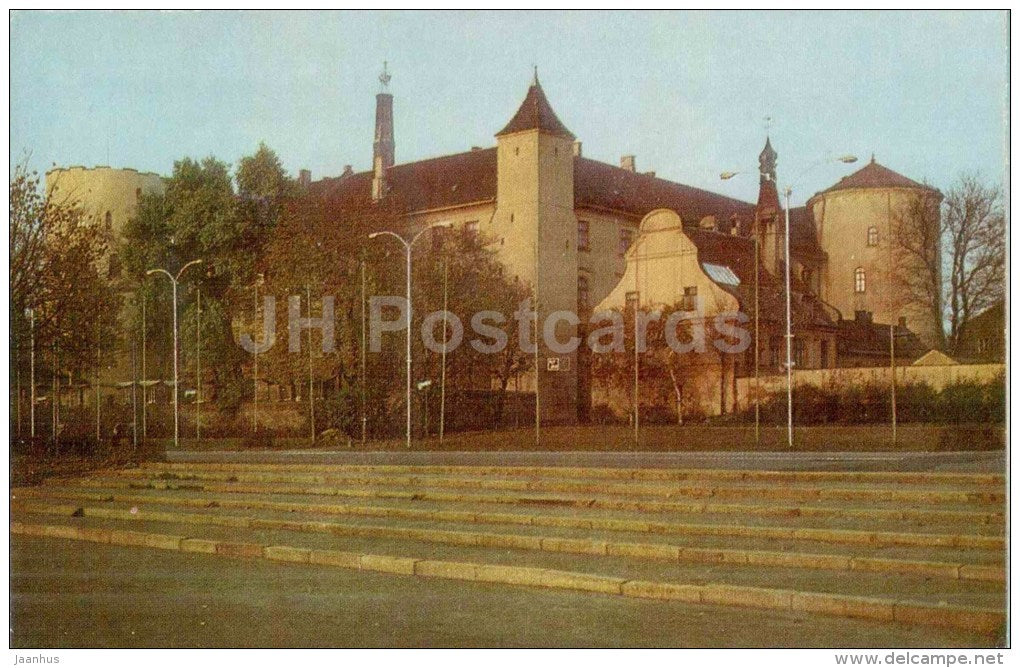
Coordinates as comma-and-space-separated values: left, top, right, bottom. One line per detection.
309, 69, 945, 423
48, 70, 945, 426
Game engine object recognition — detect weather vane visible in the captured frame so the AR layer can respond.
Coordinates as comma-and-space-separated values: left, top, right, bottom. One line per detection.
379, 61, 391, 90
764, 115, 773, 134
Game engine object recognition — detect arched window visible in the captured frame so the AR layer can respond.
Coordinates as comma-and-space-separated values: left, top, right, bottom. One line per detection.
867, 226, 879, 246
854, 267, 866, 293
577, 274, 590, 312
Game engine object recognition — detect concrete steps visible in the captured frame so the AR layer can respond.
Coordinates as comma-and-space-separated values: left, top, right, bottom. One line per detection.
115, 467, 1005, 505
11, 461, 1006, 638
12, 486, 1005, 563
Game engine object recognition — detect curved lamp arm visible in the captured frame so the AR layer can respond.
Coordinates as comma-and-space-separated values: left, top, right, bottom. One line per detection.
367, 230, 409, 250
176, 259, 204, 282
146, 268, 174, 283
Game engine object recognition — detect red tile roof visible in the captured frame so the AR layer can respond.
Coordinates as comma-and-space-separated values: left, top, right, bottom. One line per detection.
310, 148, 754, 223
821, 159, 936, 193
496, 82, 575, 139
309, 148, 498, 213
574, 157, 751, 222
686, 227, 837, 328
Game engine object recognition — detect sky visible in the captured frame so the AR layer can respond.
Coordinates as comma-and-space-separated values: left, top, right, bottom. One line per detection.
10, 10, 1009, 206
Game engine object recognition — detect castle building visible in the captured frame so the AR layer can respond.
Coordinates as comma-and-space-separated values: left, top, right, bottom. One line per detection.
311, 69, 749, 423
44, 166, 166, 397
43, 68, 942, 425
311, 67, 942, 422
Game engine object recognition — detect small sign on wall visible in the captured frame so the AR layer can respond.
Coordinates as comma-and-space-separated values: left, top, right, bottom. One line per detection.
546, 357, 571, 371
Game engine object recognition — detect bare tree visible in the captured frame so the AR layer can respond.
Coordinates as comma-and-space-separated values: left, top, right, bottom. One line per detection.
891, 187, 944, 347
942, 175, 1005, 354
892, 174, 1004, 355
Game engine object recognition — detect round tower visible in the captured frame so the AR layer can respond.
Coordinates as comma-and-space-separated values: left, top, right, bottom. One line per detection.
807, 157, 943, 348
45, 165, 164, 237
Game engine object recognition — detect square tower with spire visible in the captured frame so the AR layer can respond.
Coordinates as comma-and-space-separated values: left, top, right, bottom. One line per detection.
492, 71, 580, 424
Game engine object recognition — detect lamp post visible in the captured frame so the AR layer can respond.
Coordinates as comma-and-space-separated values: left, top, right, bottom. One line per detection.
196, 288, 202, 441
251, 273, 264, 435
721, 154, 856, 449
140, 287, 147, 439
368, 221, 453, 449
147, 259, 203, 449
28, 308, 35, 438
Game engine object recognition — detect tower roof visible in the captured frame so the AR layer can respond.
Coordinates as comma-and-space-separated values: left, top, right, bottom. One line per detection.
496, 78, 575, 140
759, 136, 777, 178
822, 158, 936, 193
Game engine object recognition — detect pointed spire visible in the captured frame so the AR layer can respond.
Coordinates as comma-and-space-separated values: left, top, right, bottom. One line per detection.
496, 73, 575, 139
758, 136, 777, 184
756, 136, 780, 212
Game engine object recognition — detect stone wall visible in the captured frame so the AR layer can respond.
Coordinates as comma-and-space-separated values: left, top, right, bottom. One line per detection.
735, 363, 1004, 410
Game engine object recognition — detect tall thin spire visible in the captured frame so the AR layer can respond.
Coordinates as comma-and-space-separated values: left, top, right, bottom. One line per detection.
759, 136, 777, 185
373, 61, 395, 173
533, 65, 539, 85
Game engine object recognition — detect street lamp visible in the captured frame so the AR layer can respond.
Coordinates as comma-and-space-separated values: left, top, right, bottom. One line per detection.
368, 221, 453, 449
147, 259, 203, 449
721, 154, 856, 449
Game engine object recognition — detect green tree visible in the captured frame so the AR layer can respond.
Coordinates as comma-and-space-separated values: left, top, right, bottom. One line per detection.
120, 146, 294, 411
9, 164, 119, 392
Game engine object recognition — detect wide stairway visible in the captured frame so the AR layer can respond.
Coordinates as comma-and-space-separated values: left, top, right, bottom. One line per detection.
11, 461, 1006, 639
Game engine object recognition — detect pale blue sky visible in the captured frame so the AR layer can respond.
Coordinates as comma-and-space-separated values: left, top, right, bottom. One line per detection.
10, 10, 1008, 205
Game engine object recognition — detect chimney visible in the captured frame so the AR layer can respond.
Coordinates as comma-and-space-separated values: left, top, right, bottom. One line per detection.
298, 169, 311, 187
854, 310, 873, 325
643, 171, 656, 178
371, 155, 386, 202
898, 316, 907, 328
699, 215, 717, 231
620, 155, 636, 172
341, 165, 354, 178
373, 62, 395, 171
573, 141, 583, 157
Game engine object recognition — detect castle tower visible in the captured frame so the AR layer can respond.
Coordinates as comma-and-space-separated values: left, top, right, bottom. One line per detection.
808, 157, 944, 348
372, 62, 394, 201
44, 165, 166, 395
754, 137, 782, 277
493, 71, 579, 424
